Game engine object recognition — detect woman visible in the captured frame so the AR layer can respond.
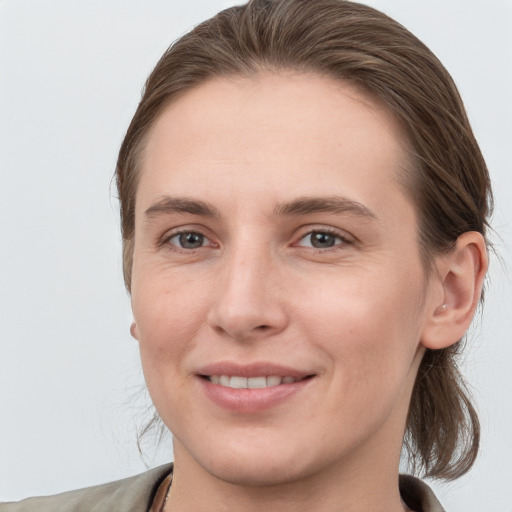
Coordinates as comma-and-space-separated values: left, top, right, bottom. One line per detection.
1, 0, 493, 510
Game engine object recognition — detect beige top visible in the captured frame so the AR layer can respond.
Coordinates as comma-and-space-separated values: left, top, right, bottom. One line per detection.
1, 464, 446, 512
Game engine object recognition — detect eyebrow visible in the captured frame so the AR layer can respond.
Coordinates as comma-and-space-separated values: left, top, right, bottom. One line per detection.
144, 196, 220, 218
144, 195, 377, 221
273, 196, 378, 220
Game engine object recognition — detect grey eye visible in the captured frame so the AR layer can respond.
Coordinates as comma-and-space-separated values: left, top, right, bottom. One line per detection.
310, 232, 337, 248
170, 232, 206, 249
298, 231, 342, 249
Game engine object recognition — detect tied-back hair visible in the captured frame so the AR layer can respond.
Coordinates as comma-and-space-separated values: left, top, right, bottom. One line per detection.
116, 0, 493, 480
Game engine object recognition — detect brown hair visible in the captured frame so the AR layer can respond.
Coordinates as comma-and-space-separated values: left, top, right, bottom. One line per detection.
116, 0, 492, 480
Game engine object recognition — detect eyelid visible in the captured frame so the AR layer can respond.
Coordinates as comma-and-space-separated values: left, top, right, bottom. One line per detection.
168, 232, 209, 248
157, 224, 356, 252
293, 226, 356, 249
159, 226, 218, 251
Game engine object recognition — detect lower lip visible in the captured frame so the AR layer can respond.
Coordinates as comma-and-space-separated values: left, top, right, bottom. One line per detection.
199, 377, 314, 413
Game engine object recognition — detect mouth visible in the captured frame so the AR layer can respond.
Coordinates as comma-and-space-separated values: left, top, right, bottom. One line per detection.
196, 364, 316, 412
200, 374, 313, 389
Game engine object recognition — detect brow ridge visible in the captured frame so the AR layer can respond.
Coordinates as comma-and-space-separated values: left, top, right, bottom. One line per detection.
144, 196, 220, 218
273, 196, 377, 219
144, 195, 376, 221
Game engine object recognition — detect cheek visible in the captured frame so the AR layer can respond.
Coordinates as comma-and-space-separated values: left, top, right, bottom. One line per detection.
300, 265, 426, 381
306, 283, 424, 439
131, 269, 207, 372
131, 274, 205, 428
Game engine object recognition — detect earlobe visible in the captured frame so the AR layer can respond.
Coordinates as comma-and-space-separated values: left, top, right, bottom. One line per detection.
421, 231, 488, 350
130, 321, 139, 340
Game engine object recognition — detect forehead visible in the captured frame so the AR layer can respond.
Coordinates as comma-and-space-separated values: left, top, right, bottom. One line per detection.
138, 72, 413, 220
145, 72, 406, 160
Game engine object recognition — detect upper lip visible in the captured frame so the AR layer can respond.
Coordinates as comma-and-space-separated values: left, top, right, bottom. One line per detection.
197, 361, 314, 379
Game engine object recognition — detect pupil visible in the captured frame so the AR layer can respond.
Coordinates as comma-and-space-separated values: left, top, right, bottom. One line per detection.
180, 232, 203, 249
312, 232, 335, 248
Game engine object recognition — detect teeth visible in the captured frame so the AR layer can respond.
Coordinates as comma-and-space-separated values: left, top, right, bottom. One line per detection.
267, 375, 282, 387
247, 376, 267, 388
208, 375, 300, 389
229, 376, 247, 389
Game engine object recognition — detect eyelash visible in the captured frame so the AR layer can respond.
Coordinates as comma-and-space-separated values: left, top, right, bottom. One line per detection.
294, 228, 354, 251
160, 227, 355, 253
161, 230, 216, 252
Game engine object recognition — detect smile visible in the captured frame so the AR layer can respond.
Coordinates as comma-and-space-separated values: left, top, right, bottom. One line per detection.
206, 375, 304, 388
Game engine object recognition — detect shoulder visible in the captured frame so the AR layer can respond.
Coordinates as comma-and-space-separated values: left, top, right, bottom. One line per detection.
0, 463, 173, 512
399, 474, 446, 512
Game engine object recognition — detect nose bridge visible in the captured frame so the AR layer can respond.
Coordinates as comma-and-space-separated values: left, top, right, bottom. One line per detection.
208, 233, 287, 339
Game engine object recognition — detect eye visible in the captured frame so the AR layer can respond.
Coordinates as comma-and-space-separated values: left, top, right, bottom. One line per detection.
168, 231, 210, 249
296, 230, 349, 249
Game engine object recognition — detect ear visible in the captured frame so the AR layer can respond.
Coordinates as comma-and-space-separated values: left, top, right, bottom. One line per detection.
421, 231, 488, 350
130, 321, 139, 341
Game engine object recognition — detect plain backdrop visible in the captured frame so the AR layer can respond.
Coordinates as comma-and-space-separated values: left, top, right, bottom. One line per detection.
0, 0, 511, 509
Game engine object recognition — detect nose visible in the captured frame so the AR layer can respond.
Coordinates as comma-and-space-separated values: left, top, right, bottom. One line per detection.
207, 245, 289, 341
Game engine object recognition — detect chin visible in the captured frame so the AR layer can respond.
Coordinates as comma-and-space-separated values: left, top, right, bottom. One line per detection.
204, 455, 309, 487
175, 432, 317, 487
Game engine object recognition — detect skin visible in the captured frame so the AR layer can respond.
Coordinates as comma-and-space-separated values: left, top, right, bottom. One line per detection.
130, 72, 487, 511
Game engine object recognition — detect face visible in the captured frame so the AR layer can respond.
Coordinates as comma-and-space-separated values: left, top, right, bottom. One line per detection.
130, 72, 435, 486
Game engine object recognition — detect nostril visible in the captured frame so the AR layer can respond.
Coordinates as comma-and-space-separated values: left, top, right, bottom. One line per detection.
207, 297, 288, 339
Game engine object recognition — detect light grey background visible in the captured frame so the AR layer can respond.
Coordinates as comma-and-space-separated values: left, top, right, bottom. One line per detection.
0, 0, 511, 509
